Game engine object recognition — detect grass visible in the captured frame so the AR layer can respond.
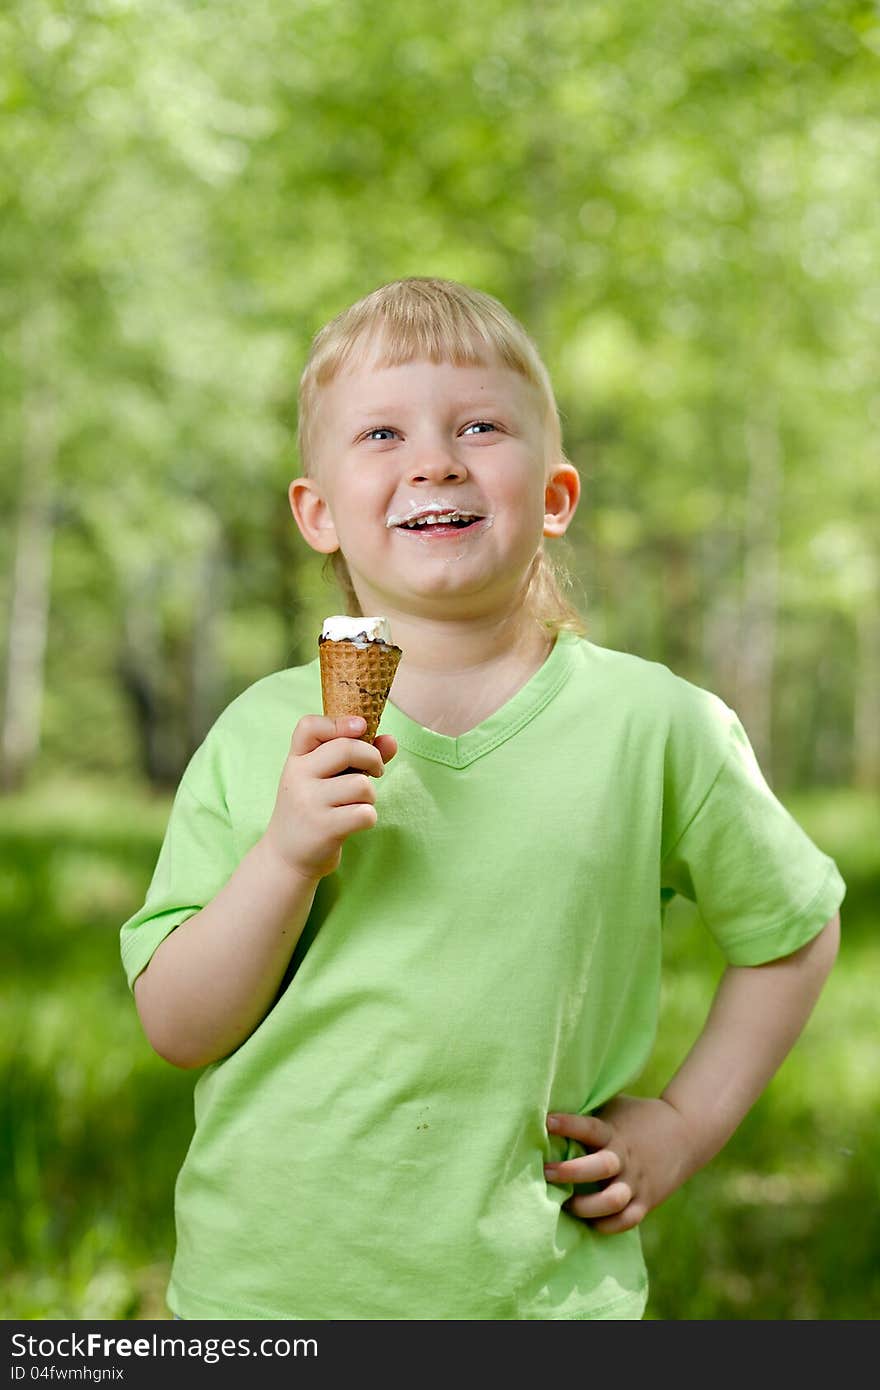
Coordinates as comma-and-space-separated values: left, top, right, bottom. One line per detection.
1, 776, 877, 1319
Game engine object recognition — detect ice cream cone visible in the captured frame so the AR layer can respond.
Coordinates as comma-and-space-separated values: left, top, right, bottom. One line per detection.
319, 636, 402, 743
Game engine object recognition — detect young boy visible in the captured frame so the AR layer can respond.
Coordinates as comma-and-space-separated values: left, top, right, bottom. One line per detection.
120, 277, 845, 1321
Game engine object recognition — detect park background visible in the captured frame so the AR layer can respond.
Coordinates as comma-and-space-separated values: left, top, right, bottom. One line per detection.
2, 0, 878, 1319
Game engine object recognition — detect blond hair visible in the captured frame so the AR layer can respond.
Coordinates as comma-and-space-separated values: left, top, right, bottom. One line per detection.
297, 277, 588, 638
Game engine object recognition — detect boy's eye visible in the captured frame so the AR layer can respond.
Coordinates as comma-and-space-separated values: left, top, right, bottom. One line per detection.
461, 421, 496, 435
365, 427, 397, 441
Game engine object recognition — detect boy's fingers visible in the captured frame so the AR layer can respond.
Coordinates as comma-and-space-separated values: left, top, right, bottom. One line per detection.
564, 1180, 633, 1221
588, 1205, 645, 1236
373, 734, 398, 764
310, 736, 385, 779
544, 1149, 621, 1184
546, 1113, 613, 1149
290, 715, 367, 756
325, 772, 377, 808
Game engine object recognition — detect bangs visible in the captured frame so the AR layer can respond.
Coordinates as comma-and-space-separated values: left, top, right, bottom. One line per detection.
311, 289, 535, 385
298, 277, 560, 472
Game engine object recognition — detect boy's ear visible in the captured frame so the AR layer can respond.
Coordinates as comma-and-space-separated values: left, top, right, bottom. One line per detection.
288, 477, 340, 554
543, 461, 580, 538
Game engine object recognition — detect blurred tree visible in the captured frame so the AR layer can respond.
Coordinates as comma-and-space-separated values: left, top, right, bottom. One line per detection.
1, 309, 57, 792
0, 0, 877, 791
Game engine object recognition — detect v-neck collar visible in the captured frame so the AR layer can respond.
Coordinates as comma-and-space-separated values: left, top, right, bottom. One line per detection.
377, 629, 578, 769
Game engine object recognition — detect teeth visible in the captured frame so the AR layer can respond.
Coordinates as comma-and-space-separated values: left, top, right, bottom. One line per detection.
401, 512, 477, 528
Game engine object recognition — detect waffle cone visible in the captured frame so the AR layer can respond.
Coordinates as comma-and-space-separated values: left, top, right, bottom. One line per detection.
319, 639, 402, 743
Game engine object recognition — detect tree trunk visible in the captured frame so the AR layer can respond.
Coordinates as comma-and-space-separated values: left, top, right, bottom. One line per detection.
188, 529, 226, 754
0, 325, 57, 793
699, 520, 741, 709
273, 492, 305, 667
853, 572, 880, 793
737, 405, 782, 782
116, 564, 192, 790
660, 533, 698, 677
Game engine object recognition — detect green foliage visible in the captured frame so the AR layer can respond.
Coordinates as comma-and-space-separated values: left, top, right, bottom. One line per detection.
2, 0, 878, 787
1, 780, 876, 1319
2, 0, 878, 1321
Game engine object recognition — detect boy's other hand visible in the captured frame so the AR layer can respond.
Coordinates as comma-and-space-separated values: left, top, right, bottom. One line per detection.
543, 1095, 697, 1234
261, 715, 398, 884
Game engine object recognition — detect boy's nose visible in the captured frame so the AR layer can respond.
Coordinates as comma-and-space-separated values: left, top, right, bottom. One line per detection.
406, 447, 467, 484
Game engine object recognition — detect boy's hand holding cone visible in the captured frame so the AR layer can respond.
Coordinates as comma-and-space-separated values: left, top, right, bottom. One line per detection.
262, 619, 401, 882
318, 616, 402, 769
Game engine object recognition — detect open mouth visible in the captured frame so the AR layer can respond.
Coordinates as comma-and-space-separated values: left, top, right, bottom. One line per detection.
393, 513, 488, 538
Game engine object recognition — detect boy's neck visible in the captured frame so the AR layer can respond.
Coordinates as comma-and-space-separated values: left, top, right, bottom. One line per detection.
369, 605, 554, 736
382, 601, 546, 670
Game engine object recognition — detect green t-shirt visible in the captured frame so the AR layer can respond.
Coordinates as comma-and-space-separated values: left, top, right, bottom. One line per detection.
120, 630, 846, 1320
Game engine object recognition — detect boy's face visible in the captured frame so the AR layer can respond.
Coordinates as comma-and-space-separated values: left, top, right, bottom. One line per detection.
289, 356, 579, 621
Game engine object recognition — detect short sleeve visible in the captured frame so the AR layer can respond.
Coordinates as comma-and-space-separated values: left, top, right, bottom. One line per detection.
119, 743, 239, 990
661, 711, 846, 966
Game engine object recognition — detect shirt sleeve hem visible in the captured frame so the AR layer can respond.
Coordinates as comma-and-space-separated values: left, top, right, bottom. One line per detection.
120, 907, 201, 990
718, 859, 846, 967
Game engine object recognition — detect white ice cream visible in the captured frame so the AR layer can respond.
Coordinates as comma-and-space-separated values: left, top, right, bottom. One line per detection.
321, 615, 393, 646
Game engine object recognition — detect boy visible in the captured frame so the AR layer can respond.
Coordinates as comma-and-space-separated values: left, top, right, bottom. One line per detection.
121, 277, 844, 1319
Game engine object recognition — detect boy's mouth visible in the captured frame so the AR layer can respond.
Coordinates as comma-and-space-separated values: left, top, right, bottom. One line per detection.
387, 507, 492, 539
392, 515, 490, 539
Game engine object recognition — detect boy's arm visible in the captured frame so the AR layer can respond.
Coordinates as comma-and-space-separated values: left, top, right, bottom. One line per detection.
133, 840, 320, 1071
132, 716, 396, 1071
543, 913, 840, 1233
659, 910, 839, 1169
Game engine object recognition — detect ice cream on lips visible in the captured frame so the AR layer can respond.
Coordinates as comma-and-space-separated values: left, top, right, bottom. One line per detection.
385, 497, 492, 533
